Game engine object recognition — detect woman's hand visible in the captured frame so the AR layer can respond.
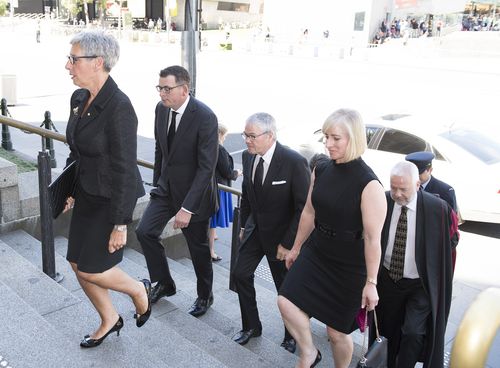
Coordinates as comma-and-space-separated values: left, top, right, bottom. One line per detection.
108, 228, 127, 253
63, 196, 75, 213
361, 283, 379, 311
285, 248, 299, 270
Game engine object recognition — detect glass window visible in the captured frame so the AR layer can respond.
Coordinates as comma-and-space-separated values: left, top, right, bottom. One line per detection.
365, 126, 380, 145
440, 129, 500, 165
217, 2, 250, 12
354, 12, 365, 31
377, 129, 426, 154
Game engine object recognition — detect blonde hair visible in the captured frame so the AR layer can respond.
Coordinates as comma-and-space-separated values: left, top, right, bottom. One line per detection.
322, 108, 367, 162
218, 123, 228, 136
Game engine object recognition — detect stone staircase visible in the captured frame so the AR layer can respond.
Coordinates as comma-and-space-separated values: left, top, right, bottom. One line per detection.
0, 229, 366, 367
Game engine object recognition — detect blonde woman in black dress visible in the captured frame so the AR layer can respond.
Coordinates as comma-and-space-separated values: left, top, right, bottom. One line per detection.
63, 30, 151, 348
278, 109, 387, 367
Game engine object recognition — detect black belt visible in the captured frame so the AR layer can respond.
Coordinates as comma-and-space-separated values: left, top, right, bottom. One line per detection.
315, 221, 363, 241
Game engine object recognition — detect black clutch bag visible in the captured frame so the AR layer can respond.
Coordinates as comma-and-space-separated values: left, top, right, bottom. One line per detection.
48, 161, 77, 219
357, 308, 388, 368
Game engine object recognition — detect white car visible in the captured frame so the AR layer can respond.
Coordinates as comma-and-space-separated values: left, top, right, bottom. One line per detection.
286, 114, 500, 224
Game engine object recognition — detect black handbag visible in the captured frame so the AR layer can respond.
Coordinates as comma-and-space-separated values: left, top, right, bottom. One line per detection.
48, 161, 77, 219
357, 308, 388, 368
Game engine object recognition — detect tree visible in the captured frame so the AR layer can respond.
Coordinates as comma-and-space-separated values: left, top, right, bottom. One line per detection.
0, 0, 8, 16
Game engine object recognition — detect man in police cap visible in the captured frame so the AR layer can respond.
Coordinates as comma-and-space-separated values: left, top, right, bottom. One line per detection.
405, 151, 460, 266
405, 151, 457, 212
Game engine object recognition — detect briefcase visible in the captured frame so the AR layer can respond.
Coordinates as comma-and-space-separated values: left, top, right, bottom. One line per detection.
48, 161, 77, 219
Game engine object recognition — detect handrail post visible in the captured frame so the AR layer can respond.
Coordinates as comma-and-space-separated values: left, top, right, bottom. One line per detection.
229, 194, 241, 292
1, 98, 14, 151
42, 111, 57, 168
37, 143, 63, 283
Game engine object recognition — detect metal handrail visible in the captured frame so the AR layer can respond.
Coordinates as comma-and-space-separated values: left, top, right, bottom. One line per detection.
0, 114, 242, 195
0, 114, 66, 142
450, 287, 500, 367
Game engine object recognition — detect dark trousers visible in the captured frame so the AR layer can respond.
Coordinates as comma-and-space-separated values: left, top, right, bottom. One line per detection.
377, 267, 431, 368
233, 231, 292, 340
135, 194, 213, 299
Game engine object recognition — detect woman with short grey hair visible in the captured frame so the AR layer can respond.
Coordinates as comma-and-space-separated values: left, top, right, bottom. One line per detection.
63, 30, 151, 348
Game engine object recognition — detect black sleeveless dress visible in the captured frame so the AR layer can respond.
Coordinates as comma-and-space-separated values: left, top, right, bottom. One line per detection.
279, 158, 378, 333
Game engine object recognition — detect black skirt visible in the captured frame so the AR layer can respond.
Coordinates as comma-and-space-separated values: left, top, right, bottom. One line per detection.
66, 184, 124, 273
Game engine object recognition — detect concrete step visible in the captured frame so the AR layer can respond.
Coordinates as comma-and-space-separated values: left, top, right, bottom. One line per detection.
44, 287, 226, 368
52, 236, 271, 368
0, 238, 80, 316
0, 230, 80, 292
176, 256, 367, 368
0, 280, 93, 368
3, 231, 228, 367
122, 249, 298, 366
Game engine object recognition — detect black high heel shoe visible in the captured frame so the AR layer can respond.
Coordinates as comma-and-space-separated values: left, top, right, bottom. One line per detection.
134, 279, 152, 328
80, 315, 123, 348
310, 349, 322, 367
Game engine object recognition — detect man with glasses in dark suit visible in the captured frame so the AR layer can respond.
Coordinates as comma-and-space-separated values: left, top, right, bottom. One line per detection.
231, 112, 310, 353
136, 65, 219, 317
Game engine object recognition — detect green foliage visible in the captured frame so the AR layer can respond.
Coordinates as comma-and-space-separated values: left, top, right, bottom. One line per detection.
0, 149, 38, 173
0, 0, 8, 17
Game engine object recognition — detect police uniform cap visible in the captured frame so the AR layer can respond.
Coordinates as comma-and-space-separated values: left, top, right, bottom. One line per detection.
405, 151, 435, 174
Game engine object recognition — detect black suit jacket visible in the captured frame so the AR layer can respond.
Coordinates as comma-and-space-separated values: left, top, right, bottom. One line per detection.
215, 144, 238, 187
240, 142, 310, 254
66, 76, 145, 225
380, 191, 453, 368
151, 96, 218, 222
424, 175, 457, 212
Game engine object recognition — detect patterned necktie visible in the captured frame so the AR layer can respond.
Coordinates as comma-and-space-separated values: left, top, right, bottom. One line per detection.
253, 157, 264, 197
167, 111, 178, 153
389, 205, 408, 282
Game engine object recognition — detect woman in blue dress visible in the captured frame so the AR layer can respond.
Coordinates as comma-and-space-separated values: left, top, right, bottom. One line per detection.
209, 124, 242, 261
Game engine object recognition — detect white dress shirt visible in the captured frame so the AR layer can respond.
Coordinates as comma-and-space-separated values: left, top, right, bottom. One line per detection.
167, 95, 190, 132
252, 141, 276, 185
383, 195, 420, 279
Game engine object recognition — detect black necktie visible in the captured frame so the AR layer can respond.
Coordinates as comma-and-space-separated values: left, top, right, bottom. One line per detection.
167, 111, 177, 153
253, 157, 264, 197
389, 206, 408, 282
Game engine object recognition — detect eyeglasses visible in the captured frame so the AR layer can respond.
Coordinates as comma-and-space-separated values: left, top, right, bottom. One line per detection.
67, 55, 99, 64
156, 84, 185, 93
241, 131, 269, 141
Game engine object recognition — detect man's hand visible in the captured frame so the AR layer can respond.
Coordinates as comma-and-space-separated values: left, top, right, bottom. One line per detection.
276, 244, 289, 261
173, 208, 192, 229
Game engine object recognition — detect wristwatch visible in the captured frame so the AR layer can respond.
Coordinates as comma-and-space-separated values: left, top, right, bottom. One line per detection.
114, 225, 127, 232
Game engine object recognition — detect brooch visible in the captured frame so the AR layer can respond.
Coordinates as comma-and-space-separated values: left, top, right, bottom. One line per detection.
72, 106, 79, 116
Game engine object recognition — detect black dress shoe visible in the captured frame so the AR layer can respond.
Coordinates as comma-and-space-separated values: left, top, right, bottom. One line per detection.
80, 316, 123, 348
188, 294, 213, 317
280, 337, 296, 353
150, 281, 176, 304
232, 328, 262, 345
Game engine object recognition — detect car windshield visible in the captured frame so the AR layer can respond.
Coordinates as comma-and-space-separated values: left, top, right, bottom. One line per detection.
440, 129, 500, 165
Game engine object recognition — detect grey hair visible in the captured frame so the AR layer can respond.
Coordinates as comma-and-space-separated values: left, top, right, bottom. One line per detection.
245, 112, 277, 140
390, 161, 419, 183
70, 30, 120, 72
